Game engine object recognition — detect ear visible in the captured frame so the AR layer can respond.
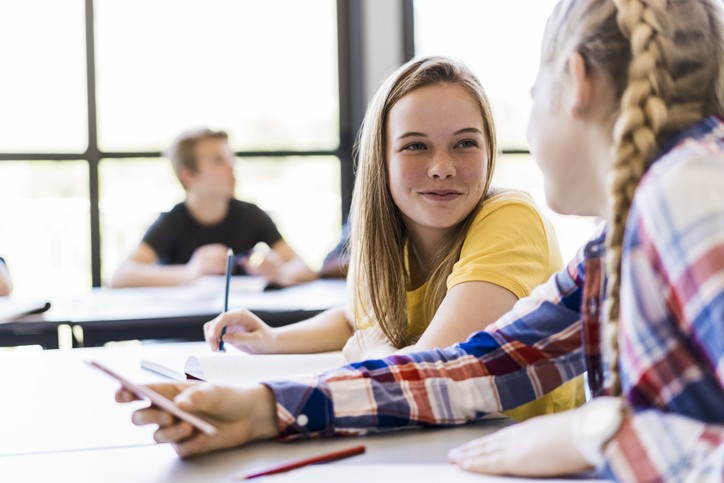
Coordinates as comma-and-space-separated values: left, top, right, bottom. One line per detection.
568, 52, 593, 119
178, 167, 193, 191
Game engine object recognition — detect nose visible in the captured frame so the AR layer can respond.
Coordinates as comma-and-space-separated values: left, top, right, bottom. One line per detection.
428, 151, 456, 179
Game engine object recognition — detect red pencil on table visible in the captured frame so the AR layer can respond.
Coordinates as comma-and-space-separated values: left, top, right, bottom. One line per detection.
235, 444, 366, 480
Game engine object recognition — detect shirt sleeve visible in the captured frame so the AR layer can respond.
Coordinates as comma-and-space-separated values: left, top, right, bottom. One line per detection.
263, 241, 592, 440
141, 212, 175, 261
247, 204, 283, 247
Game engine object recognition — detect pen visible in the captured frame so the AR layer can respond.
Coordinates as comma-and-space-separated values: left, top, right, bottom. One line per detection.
235, 444, 366, 480
219, 248, 233, 351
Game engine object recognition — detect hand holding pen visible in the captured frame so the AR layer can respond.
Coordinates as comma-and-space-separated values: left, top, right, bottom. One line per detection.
205, 246, 279, 353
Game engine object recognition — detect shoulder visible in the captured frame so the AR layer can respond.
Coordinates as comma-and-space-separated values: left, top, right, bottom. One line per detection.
149, 202, 187, 227
164, 202, 189, 218
228, 199, 268, 217
472, 189, 548, 232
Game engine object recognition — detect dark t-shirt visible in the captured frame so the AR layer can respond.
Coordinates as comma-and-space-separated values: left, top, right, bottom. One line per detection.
142, 199, 283, 270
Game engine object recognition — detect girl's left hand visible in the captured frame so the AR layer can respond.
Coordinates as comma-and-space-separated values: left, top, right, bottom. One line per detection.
448, 410, 591, 477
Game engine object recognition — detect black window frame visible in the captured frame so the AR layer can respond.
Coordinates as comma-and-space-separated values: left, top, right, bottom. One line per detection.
0, 0, 362, 287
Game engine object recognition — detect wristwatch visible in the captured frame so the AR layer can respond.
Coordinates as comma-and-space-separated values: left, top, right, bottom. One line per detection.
571, 396, 625, 468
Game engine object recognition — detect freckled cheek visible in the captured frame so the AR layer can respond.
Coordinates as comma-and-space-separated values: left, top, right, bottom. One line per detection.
458, 163, 487, 190
389, 159, 424, 191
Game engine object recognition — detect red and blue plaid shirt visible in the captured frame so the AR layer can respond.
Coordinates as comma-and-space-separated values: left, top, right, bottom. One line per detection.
265, 116, 724, 482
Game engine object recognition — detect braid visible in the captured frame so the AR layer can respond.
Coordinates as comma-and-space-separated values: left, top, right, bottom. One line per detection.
606, 0, 723, 396
606, 0, 669, 396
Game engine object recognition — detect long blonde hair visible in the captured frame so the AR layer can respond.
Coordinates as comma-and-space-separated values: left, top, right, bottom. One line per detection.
542, 0, 724, 394
350, 56, 497, 349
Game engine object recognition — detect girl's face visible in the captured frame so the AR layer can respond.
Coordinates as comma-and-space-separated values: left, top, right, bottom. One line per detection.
386, 84, 488, 242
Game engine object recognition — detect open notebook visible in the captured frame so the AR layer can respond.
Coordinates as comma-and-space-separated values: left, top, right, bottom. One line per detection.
141, 349, 348, 386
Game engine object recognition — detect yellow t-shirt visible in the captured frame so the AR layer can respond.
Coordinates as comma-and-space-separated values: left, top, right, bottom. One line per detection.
405, 190, 584, 420
343, 190, 584, 419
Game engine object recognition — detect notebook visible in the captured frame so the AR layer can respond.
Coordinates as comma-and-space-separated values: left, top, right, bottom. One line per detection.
141, 349, 348, 386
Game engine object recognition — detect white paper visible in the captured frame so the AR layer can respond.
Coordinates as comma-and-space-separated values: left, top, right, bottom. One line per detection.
185, 351, 348, 385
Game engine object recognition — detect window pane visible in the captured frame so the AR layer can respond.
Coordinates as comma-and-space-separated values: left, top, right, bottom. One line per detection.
100, 156, 341, 284
414, 0, 559, 149
0, 162, 90, 297
0, 1, 87, 152
95, 0, 339, 152
99, 158, 184, 284
493, 154, 598, 263
237, 157, 342, 269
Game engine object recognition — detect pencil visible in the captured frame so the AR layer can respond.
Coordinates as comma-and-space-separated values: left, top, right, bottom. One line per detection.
235, 444, 366, 480
219, 248, 233, 351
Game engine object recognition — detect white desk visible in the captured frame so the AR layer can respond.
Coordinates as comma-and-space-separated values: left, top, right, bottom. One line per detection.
0, 278, 347, 349
0, 342, 519, 483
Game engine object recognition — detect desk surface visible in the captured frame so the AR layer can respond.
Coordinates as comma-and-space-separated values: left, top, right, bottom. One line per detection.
0, 278, 347, 348
0, 342, 517, 483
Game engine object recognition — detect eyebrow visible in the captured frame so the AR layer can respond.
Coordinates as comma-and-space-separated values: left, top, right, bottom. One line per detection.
396, 127, 483, 140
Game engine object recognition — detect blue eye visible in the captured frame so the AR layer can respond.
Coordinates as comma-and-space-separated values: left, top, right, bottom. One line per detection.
403, 142, 426, 151
456, 139, 477, 148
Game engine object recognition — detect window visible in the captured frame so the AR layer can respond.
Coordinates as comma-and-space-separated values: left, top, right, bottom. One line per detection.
0, 162, 91, 296
0, 1, 87, 152
413, 0, 598, 261
0, 0, 345, 296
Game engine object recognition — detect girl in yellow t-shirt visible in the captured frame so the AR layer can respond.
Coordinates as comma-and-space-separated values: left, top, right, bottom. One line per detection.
205, 56, 583, 419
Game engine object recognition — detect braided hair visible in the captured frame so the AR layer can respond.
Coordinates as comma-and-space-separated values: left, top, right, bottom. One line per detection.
542, 0, 724, 395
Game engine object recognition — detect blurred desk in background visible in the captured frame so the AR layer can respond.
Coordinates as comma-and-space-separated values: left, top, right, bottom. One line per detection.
0, 277, 346, 349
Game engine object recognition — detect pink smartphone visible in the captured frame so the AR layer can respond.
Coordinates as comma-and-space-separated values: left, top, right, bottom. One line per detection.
85, 359, 218, 437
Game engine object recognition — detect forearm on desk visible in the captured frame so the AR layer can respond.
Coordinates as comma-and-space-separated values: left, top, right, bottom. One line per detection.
110, 261, 194, 288
274, 306, 352, 353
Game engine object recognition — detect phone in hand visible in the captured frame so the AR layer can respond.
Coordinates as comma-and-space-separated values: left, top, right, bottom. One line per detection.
85, 359, 218, 437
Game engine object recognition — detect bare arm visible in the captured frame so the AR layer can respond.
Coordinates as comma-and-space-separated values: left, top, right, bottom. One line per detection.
410, 281, 518, 351
205, 305, 353, 354
110, 242, 229, 288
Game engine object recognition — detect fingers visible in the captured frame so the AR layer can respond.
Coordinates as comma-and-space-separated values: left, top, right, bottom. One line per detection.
203, 314, 224, 351
174, 383, 224, 415
173, 433, 211, 459
448, 435, 507, 475
116, 387, 139, 403
203, 310, 265, 352
218, 331, 266, 354
131, 406, 175, 428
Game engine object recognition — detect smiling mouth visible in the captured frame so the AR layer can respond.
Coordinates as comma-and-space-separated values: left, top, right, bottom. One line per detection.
420, 190, 462, 201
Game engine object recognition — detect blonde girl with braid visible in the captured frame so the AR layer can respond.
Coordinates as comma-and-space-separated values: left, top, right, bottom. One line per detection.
204, 56, 583, 421
119, 1, 723, 480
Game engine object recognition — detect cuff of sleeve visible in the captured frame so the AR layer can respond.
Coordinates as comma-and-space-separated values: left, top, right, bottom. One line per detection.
262, 379, 335, 440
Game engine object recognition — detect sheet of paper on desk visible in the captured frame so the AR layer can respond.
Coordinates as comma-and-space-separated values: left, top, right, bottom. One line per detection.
0, 298, 51, 323
141, 349, 348, 385
261, 464, 608, 482
185, 351, 348, 385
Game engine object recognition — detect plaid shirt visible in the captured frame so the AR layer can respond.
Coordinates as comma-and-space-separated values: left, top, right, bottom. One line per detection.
265, 116, 724, 482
